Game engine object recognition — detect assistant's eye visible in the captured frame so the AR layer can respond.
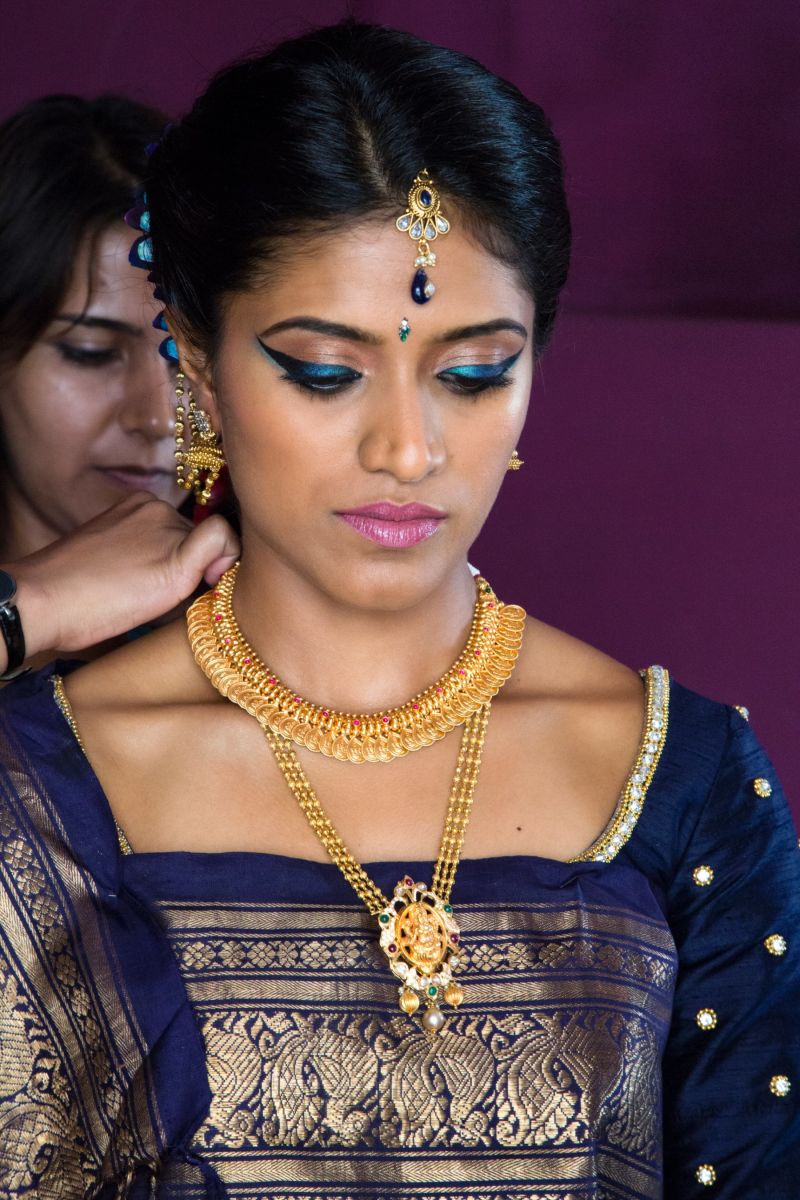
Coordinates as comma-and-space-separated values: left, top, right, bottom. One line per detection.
55, 343, 121, 368
257, 339, 362, 395
437, 349, 523, 397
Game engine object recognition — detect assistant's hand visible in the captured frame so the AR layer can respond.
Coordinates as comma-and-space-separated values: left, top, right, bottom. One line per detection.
2, 493, 240, 664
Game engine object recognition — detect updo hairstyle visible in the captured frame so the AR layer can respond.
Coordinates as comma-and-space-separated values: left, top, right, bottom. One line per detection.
147, 21, 571, 361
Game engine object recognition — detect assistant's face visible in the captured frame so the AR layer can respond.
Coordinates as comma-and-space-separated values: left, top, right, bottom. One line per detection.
200, 221, 534, 610
0, 223, 182, 545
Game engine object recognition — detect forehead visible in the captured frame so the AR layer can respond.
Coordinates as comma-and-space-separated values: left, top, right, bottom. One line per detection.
60, 222, 158, 320
230, 220, 534, 333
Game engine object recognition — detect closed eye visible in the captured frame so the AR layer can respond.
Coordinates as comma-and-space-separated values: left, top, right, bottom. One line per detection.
437, 350, 523, 396
257, 339, 361, 394
56, 343, 121, 368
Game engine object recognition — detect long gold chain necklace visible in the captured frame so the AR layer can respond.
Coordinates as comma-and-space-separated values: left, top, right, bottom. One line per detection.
189, 564, 525, 762
261, 704, 490, 1032
187, 571, 525, 1031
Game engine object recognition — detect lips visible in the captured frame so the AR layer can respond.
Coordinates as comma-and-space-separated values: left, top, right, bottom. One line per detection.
97, 465, 173, 492
337, 501, 446, 548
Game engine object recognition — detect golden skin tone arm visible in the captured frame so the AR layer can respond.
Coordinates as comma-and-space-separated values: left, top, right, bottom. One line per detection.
64, 221, 645, 866
0, 495, 239, 677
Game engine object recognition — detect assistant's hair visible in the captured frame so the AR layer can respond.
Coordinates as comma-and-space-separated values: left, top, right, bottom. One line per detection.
0, 93, 166, 367
148, 21, 571, 358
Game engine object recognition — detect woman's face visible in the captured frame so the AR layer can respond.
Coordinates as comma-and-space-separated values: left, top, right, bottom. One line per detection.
196, 220, 534, 611
0, 222, 182, 546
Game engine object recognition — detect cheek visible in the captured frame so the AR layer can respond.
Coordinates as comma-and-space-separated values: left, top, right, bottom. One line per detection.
2, 361, 116, 470
219, 374, 349, 499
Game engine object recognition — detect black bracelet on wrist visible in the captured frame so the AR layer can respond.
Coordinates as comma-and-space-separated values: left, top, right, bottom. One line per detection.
0, 570, 27, 681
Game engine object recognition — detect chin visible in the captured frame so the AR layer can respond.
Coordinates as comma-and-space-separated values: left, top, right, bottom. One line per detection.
325, 549, 460, 613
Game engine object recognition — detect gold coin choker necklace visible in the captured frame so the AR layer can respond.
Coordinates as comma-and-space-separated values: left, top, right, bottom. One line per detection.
189, 563, 525, 763
187, 567, 525, 1031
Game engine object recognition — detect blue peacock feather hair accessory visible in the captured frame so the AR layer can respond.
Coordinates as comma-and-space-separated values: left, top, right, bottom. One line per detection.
125, 194, 177, 361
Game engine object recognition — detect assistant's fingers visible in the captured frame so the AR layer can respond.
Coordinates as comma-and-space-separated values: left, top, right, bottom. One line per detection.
175, 516, 240, 591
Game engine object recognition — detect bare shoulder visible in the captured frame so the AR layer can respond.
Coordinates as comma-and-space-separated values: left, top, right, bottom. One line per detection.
62, 617, 222, 770
470, 611, 650, 860
514, 611, 644, 702
64, 616, 211, 714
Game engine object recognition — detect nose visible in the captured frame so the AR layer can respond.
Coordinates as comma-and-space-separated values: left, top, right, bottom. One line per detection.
357, 379, 446, 483
118, 349, 175, 442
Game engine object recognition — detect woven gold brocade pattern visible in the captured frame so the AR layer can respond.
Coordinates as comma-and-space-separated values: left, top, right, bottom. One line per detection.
157, 898, 677, 1199
0, 723, 163, 1196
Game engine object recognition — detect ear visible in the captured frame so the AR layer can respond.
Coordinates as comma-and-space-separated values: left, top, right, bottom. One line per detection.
165, 312, 222, 431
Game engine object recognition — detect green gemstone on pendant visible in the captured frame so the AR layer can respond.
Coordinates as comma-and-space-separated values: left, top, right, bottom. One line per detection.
444, 904, 453, 914
427, 985, 438, 998
379, 914, 390, 924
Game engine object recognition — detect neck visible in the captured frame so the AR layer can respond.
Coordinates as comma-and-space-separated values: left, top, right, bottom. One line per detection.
0, 475, 61, 562
233, 545, 478, 714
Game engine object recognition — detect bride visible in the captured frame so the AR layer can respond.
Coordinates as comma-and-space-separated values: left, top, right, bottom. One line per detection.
0, 20, 796, 1199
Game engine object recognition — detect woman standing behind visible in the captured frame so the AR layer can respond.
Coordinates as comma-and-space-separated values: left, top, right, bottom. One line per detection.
0, 95, 239, 677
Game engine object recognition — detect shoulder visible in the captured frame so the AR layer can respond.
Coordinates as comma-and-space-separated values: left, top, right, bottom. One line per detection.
481, 614, 651, 861
620, 668, 796, 887
503, 611, 648, 760
62, 615, 221, 757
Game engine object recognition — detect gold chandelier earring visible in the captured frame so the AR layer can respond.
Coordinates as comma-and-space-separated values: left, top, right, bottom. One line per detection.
174, 368, 226, 504
507, 448, 524, 471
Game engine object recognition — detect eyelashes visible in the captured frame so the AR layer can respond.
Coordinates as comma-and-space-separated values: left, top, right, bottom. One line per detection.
437, 350, 523, 395
257, 339, 524, 398
257, 340, 360, 393
56, 343, 121, 368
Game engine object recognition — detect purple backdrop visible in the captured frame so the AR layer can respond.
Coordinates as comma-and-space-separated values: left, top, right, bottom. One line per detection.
1, 1, 798, 810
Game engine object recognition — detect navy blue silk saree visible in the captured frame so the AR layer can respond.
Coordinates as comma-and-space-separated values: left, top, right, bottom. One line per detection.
0, 664, 797, 1198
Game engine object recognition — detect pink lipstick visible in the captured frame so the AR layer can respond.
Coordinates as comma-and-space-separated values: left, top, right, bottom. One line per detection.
337, 502, 446, 548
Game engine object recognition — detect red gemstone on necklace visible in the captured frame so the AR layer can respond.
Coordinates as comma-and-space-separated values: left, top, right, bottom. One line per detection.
382, 716, 389, 723
322, 710, 330, 717
475, 649, 481, 656
388, 943, 397, 953
450, 933, 460, 943
294, 697, 301, 703
488, 603, 495, 609
214, 614, 222, 622
353, 718, 360, 726
244, 657, 251, 664
404, 875, 414, 886
225, 637, 232, 645
459, 669, 466, 675
436, 688, 443, 694
269, 677, 277, 685
413, 703, 420, 710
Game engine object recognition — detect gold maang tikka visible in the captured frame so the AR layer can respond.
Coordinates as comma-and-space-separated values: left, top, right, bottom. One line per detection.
395, 169, 450, 304
174, 369, 226, 504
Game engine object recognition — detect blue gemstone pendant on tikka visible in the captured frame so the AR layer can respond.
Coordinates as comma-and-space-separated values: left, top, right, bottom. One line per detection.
411, 271, 435, 304
396, 169, 450, 305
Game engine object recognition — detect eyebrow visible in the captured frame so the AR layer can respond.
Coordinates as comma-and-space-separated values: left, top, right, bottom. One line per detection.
55, 313, 143, 336
258, 316, 528, 344
259, 317, 380, 344
439, 319, 528, 342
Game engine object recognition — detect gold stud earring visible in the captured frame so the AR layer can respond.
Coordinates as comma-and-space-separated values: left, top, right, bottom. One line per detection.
507, 448, 524, 471
174, 368, 226, 504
